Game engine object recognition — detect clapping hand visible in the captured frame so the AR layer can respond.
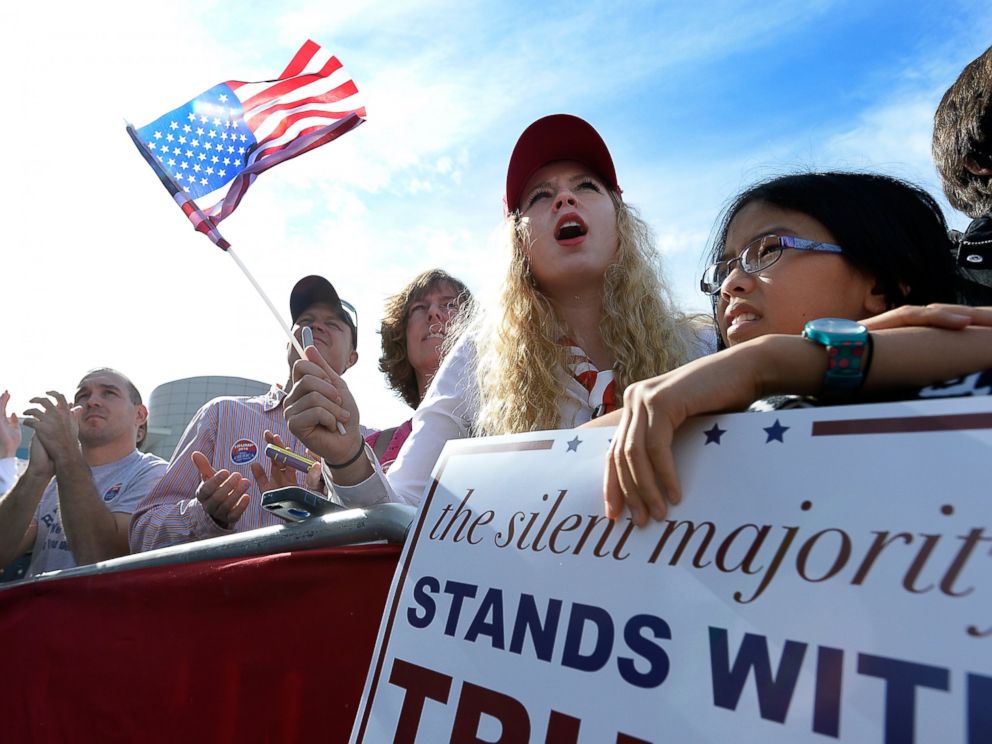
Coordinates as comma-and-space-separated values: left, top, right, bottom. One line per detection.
0, 391, 20, 459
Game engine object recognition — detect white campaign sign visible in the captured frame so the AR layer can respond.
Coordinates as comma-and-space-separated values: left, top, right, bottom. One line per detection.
351, 397, 992, 744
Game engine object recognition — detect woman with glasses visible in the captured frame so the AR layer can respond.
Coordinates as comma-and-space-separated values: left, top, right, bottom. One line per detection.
594, 171, 992, 526
284, 114, 712, 505
370, 269, 471, 472
703, 172, 963, 347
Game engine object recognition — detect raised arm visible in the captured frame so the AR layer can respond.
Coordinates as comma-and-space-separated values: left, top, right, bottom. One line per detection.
23, 391, 135, 565
599, 324, 992, 526
0, 390, 21, 495
285, 334, 477, 506
0, 432, 51, 567
283, 346, 382, 501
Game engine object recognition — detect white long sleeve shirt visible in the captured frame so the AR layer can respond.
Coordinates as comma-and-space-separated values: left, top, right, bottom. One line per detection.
329, 325, 716, 508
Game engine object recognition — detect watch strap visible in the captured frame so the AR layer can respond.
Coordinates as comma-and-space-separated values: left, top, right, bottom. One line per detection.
802, 320, 871, 401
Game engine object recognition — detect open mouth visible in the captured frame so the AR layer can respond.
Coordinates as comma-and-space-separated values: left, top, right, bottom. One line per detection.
724, 303, 762, 333
727, 312, 759, 329
555, 214, 588, 242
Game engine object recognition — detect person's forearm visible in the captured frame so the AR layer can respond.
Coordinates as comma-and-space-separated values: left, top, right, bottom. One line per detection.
0, 471, 48, 566
55, 453, 130, 565
321, 439, 402, 507
323, 447, 375, 487
129, 497, 218, 552
755, 327, 992, 399
863, 326, 992, 391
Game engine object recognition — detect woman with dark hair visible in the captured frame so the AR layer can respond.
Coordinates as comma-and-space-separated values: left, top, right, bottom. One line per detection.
368, 269, 471, 471
594, 171, 992, 525
704, 172, 960, 348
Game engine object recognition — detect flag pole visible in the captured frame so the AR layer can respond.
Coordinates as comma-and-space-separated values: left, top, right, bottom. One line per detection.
126, 122, 308, 362
225, 246, 305, 360
221, 250, 347, 435
126, 122, 347, 434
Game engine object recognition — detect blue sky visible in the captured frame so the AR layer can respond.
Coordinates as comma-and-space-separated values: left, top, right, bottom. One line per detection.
4, 0, 991, 434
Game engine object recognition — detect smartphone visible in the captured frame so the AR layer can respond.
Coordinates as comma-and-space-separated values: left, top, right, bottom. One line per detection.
264, 443, 316, 473
261, 486, 343, 522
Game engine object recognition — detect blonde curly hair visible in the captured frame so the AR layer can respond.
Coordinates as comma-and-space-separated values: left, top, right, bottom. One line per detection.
473, 192, 702, 435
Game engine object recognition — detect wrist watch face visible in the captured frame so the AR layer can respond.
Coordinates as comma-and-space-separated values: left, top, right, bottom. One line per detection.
804, 317, 867, 339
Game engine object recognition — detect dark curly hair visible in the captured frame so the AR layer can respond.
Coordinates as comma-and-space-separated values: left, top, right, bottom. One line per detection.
379, 269, 471, 409
933, 46, 992, 218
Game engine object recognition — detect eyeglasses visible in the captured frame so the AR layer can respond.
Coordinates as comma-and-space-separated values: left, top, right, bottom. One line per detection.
700, 234, 844, 295
339, 298, 359, 329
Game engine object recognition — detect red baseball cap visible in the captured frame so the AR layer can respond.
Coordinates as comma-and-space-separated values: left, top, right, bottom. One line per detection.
504, 114, 621, 214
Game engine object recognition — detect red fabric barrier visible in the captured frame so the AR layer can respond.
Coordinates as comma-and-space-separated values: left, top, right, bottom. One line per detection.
0, 545, 400, 744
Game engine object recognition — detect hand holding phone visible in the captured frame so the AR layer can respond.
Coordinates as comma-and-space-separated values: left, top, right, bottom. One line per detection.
299, 324, 348, 436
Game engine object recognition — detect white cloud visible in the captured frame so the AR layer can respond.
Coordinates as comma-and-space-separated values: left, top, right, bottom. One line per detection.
408, 178, 433, 194
435, 156, 453, 174
4, 0, 990, 431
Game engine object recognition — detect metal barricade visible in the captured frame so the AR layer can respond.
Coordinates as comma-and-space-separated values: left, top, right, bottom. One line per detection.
0, 503, 415, 589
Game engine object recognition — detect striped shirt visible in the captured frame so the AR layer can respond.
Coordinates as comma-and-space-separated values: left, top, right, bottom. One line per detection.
129, 385, 375, 552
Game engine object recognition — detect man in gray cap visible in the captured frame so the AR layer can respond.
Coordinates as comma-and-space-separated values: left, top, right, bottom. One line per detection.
130, 276, 364, 551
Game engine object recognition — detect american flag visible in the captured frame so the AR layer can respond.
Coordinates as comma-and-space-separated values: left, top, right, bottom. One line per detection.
129, 40, 365, 246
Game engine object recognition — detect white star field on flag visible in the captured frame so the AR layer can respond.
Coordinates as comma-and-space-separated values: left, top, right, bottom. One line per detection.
130, 39, 366, 239
139, 84, 253, 197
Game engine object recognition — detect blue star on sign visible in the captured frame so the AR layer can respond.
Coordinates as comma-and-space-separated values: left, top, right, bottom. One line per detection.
763, 419, 790, 443
566, 436, 582, 452
703, 423, 726, 445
